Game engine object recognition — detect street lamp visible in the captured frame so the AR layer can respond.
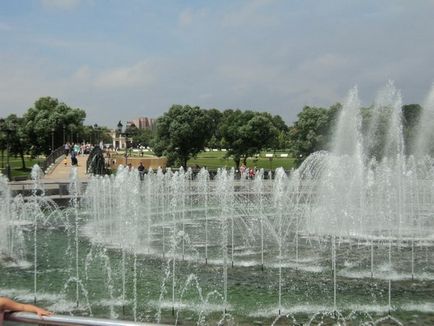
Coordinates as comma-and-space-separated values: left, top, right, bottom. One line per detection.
0, 118, 5, 172
93, 123, 98, 146
1, 120, 16, 181
63, 124, 66, 145
124, 130, 129, 165
116, 121, 123, 135
51, 127, 55, 154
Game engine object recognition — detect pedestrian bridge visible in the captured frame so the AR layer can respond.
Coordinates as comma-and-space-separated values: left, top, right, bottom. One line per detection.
44, 154, 89, 181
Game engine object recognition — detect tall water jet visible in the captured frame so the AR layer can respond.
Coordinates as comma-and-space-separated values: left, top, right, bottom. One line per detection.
197, 168, 210, 264
31, 164, 44, 304
415, 83, 434, 157
216, 168, 234, 313
253, 168, 265, 270
69, 166, 81, 307
273, 167, 288, 315
0, 175, 13, 260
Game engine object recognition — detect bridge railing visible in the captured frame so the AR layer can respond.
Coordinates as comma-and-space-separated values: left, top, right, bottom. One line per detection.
40, 146, 65, 173
5, 311, 169, 326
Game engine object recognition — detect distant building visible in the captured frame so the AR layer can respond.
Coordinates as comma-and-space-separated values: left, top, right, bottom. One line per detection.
111, 117, 155, 149
128, 117, 156, 130
111, 121, 130, 149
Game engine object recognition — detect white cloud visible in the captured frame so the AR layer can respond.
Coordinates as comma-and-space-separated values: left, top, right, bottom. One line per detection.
177, 8, 208, 28
93, 61, 155, 89
221, 0, 278, 27
0, 22, 12, 31
41, 0, 81, 10
178, 9, 194, 27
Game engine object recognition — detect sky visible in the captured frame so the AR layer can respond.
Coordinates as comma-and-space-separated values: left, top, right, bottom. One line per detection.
1, 0, 434, 127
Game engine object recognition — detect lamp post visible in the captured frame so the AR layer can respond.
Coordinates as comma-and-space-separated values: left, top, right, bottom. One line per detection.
51, 128, 55, 154
3, 121, 16, 181
93, 123, 98, 146
69, 124, 74, 143
124, 130, 129, 165
116, 121, 126, 162
0, 118, 5, 173
63, 124, 66, 145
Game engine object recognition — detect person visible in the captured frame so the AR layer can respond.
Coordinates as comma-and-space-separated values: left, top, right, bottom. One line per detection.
248, 167, 255, 179
138, 162, 145, 181
240, 163, 247, 178
70, 149, 78, 166
0, 296, 52, 323
64, 143, 70, 156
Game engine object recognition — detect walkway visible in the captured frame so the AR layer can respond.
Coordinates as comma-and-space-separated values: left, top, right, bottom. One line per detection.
44, 154, 89, 181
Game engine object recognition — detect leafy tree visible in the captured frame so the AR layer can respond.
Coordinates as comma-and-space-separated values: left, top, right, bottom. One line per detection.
0, 115, 28, 169
0, 121, 7, 167
127, 125, 154, 148
205, 108, 223, 149
220, 110, 279, 168
153, 105, 212, 167
270, 114, 290, 150
23, 97, 86, 156
288, 106, 331, 164
4, 115, 28, 169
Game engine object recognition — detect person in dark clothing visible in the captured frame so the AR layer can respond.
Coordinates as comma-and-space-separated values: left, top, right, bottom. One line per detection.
138, 162, 145, 181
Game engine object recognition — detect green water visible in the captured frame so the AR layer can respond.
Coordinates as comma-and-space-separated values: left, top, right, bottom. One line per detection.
1, 217, 434, 325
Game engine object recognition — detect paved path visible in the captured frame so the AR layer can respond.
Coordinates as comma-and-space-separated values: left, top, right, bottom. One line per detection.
44, 154, 89, 181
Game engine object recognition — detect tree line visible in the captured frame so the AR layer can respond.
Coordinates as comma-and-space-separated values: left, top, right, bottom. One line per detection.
152, 103, 425, 168
0, 97, 110, 169
0, 96, 425, 170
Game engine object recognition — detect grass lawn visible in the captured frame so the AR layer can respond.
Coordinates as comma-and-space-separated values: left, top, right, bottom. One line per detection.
188, 151, 296, 171
120, 149, 296, 171
0, 153, 45, 180
0, 150, 295, 180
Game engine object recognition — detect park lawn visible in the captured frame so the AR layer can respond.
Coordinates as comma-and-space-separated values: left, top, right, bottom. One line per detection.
188, 151, 296, 171
1, 154, 45, 180
118, 149, 296, 171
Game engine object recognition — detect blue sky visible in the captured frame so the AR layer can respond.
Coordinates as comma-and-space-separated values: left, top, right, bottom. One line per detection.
1, 0, 434, 127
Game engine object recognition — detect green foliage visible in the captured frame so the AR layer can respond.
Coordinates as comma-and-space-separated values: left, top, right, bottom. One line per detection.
125, 124, 154, 148
0, 114, 28, 169
23, 97, 86, 156
152, 105, 212, 167
219, 110, 280, 168
188, 151, 295, 170
360, 105, 393, 160
204, 108, 223, 149
289, 102, 425, 164
288, 104, 340, 165
361, 104, 422, 159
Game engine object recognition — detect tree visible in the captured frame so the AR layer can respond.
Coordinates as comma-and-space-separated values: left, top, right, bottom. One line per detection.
220, 110, 279, 168
23, 97, 86, 156
152, 105, 212, 167
270, 114, 290, 150
2, 115, 28, 169
204, 108, 223, 149
127, 125, 154, 148
288, 105, 341, 165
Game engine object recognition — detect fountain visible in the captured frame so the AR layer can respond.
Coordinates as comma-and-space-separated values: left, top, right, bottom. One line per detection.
1, 82, 434, 325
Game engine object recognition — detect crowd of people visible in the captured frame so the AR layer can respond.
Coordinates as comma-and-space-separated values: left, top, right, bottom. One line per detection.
63, 142, 95, 166
239, 162, 256, 179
